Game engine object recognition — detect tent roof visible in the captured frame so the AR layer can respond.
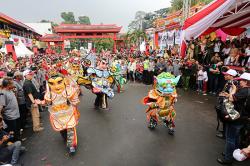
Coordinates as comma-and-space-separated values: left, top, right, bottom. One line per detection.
211, 0, 250, 28
180, 0, 250, 57
182, 0, 250, 39
54, 24, 122, 33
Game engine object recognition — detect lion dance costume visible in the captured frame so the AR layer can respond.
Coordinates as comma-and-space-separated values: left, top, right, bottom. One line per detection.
44, 70, 80, 154
142, 72, 180, 135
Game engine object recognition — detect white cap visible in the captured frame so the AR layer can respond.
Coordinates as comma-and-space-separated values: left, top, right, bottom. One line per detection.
23, 69, 34, 77
239, 73, 250, 81
223, 69, 237, 77
233, 149, 247, 161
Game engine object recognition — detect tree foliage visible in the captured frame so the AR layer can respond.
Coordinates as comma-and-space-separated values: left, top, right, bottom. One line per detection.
61, 12, 76, 24
170, 0, 213, 11
78, 16, 91, 25
124, 30, 147, 47
128, 11, 146, 31
94, 38, 114, 53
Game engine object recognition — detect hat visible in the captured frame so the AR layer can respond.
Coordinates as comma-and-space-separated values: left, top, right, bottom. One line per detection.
239, 72, 250, 81
23, 69, 34, 77
233, 149, 247, 161
223, 69, 237, 77
14, 71, 23, 77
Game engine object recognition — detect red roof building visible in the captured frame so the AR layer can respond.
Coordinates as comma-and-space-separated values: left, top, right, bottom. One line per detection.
40, 24, 123, 53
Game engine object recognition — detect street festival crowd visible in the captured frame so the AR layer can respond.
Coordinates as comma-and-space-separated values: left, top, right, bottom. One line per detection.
0, 36, 249, 165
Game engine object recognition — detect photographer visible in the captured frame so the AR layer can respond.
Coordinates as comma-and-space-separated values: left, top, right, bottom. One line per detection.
216, 69, 238, 139
217, 72, 250, 165
0, 116, 25, 166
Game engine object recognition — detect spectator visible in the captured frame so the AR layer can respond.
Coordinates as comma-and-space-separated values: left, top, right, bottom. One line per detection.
22, 70, 43, 132
142, 57, 150, 85
0, 78, 21, 141
216, 69, 238, 139
13, 71, 27, 130
148, 58, 155, 85
173, 60, 181, 77
209, 61, 223, 95
202, 67, 208, 95
197, 66, 204, 93
0, 116, 25, 166
217, 72, 250, 165
180, 60, 192, 90
128, 59, 136, 82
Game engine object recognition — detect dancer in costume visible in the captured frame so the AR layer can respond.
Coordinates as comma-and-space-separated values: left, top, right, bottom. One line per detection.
77, 59, 114, 110
67, 58, 84, 95
110, 62, 127, 93
142, 72, 180, 135
36, 69, 80, 154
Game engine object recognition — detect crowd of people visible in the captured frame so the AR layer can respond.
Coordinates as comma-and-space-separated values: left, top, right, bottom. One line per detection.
0, 35, 249, 165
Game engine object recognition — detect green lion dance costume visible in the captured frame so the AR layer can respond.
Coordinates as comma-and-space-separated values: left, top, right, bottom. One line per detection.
142, 72, 180, 135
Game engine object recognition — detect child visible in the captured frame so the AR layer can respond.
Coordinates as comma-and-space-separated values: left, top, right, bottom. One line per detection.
202, 67, 208, 95
197, 66, 204, 93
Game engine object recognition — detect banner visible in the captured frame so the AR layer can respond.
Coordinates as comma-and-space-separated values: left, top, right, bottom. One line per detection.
10, 34, 32, 48
175, 30, 181, 45
167, 30, 175, 47
159, 31, 167, 50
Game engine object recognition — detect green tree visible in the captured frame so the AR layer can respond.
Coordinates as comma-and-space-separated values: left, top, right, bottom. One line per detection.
125, 30, 147, 47
94, 38, 114, 53
61, 12, 76, 24
170, 0, 213, 11
78, 16, 91, 25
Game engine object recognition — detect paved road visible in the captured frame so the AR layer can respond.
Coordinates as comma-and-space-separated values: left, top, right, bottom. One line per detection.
20, 83, 250, 166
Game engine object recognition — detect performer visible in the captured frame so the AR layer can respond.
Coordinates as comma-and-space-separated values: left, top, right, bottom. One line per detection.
37, 69, 80, 154
67, 58, 84, 95
77, 58, 114, 110
142, 72, 180, 135
110, 62, 127, 93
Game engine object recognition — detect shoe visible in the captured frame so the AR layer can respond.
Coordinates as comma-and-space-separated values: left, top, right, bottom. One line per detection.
203, 93, 207, 96
69, 147, 76, 154
24, 124, 32, 129
33, 127, 44, 132
217, 157, 233, 165
168, 128, 175, 135
216, 133, 225, 139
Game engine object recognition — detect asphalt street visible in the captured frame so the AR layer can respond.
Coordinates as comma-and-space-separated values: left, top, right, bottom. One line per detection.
20, 83, 250, 166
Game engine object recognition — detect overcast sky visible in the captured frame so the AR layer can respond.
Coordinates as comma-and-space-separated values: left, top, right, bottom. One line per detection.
1, 0, 171, 32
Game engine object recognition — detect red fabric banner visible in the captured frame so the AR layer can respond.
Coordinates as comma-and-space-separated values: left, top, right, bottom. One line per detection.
221, 27, 246, 36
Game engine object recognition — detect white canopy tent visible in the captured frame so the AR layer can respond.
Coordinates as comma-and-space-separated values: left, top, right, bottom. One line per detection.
14, 39, 34, 57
